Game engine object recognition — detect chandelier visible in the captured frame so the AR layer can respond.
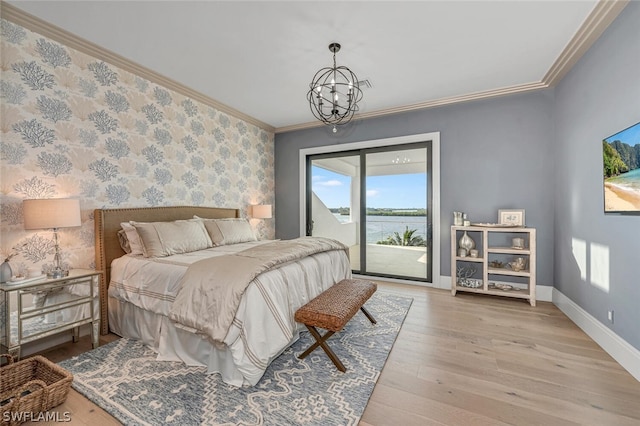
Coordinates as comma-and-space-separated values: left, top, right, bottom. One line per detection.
307, 43, 363, 132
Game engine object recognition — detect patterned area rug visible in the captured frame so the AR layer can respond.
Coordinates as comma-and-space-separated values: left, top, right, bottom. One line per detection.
59, 293, 412, 426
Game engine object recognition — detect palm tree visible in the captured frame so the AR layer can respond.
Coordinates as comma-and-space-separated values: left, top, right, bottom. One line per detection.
377, 226, 426, 247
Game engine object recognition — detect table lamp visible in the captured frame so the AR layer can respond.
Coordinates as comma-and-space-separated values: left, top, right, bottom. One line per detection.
251, 204, 272, 219
23, 198, 81, 278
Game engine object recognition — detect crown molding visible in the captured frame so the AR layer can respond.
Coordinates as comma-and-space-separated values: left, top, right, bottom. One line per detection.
0, 2, 275, 133
542, 0, 629, 86
276, 81, 548, 134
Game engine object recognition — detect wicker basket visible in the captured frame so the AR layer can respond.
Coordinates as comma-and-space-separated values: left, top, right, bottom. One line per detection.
0, 354, 73, 426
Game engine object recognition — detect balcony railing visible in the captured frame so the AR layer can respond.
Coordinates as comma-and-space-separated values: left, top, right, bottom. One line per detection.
365, 219, 428, 245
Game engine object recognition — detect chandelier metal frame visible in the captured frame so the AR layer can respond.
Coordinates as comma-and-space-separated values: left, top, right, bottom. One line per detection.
307, 43, 363, 131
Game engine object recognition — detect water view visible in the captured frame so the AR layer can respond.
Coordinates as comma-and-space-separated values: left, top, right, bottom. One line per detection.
311, 148, 430, 279
334, 213, 428, 244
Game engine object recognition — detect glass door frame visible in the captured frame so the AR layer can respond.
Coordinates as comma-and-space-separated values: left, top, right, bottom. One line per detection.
301, 133, 440, 285
360, 142, 432, 282
306, 149, 362, 274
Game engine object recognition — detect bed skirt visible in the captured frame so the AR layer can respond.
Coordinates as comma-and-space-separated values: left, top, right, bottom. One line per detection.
108, 297, 299, 386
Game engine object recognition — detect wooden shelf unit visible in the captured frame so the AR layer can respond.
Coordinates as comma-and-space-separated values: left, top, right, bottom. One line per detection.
451, 225, 536, 306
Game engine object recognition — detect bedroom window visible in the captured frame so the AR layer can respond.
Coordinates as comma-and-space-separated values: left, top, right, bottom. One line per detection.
306, 141, 433, 282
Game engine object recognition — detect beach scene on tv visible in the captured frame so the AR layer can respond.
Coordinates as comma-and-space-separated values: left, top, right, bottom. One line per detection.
603, 121, 640, 212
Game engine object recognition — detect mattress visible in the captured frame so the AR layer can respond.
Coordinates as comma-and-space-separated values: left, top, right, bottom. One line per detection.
108, 240, 351, 386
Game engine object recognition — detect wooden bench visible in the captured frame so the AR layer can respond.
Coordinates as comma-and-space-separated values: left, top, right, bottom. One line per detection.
294, 279, 377, 372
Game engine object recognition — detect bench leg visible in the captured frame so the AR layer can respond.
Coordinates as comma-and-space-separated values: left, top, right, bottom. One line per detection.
298, 325, 346, 373
360, 306, 377, 324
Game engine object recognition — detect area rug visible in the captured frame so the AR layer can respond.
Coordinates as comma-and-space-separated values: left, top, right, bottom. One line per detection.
59, 293, 412, 426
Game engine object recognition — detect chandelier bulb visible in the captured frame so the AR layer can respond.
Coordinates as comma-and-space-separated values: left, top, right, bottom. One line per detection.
332, 126, 337, 133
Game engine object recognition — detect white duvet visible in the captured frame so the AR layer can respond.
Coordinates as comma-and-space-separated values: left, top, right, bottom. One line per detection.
108, 240, 351, 385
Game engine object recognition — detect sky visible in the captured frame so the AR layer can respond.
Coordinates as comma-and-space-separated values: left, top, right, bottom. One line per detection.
312, 166, 427, 209
605, 120, 640, 146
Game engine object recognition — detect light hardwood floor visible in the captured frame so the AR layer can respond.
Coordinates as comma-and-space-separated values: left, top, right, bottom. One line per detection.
19, 282, 640, 426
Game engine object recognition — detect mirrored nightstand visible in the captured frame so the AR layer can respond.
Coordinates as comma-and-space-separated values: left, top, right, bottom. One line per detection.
0, 269, 101, 359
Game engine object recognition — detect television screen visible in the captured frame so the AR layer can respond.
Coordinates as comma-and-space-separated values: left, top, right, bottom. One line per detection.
603, 121, 640, 213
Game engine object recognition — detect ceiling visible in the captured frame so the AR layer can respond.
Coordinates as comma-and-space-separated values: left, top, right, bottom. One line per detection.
314, 147, 427, 177
5, 1, 616, 132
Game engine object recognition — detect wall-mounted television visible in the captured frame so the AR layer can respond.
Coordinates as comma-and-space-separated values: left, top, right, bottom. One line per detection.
603, 120, 640, 214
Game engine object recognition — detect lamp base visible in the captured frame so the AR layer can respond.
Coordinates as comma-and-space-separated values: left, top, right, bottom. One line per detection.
47, 269, 69, 279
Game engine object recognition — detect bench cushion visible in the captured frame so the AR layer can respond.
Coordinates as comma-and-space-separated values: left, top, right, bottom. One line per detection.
295, 279, 377, 332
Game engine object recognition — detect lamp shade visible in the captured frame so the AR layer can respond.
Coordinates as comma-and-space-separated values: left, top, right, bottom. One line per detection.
252, 204, 272, 219
23, 198, 81, 230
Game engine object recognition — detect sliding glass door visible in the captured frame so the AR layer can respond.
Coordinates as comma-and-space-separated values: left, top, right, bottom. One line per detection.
364, 146, 430, 280
307, 142, 432, 281
307, 152, 362, 271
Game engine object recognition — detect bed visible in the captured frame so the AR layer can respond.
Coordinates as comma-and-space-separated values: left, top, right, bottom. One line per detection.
94, 206, 351, 386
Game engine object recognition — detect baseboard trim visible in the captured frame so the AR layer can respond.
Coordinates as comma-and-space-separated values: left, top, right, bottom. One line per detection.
535, 285, 553, 302
438, 275, 452, 290
553, 288, 640, 382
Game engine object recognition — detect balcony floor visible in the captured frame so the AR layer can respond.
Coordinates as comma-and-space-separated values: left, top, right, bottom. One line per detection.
349, 244, 428, 280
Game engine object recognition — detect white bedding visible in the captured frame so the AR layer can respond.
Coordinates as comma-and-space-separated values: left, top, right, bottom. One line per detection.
108, 239, 351, 386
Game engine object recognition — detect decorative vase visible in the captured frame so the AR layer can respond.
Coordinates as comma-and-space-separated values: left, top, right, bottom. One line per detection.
453, 211, 463, 226
458, 231, 475, 252
0, 261, 12, 283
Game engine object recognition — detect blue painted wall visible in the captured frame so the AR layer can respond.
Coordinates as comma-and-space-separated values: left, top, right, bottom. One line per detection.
553, 2, 640, 350
276, 90, 556, 287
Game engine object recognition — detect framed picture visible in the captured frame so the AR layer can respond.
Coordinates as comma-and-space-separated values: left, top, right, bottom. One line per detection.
603, 120, 640, 214
498, 209, 525, 226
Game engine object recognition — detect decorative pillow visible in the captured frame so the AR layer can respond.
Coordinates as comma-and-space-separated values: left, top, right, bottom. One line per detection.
117, 229, 131, 254
120, 222, 144, 256
195, 216, 256, 246
131, 219, 213, 257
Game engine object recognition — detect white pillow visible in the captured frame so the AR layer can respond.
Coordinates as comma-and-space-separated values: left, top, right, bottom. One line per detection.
131, 219, 212, 257
195, 216, 256, 246
120, 222, 144, 256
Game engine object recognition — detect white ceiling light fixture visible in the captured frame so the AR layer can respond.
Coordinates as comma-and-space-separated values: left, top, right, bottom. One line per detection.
307, 43, 364, 133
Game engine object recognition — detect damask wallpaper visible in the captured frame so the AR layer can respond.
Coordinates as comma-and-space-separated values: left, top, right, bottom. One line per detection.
0, 19, 275, 276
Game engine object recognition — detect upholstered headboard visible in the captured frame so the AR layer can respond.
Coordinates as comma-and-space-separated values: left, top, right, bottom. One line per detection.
94, 206, 240, 334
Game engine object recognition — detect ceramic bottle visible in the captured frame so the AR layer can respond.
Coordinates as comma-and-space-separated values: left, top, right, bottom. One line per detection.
0, 261, 12, 283
458, 231, 475, 251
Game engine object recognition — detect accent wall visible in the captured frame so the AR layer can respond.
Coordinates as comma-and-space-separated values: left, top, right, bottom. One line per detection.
0, 19, 275, 275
